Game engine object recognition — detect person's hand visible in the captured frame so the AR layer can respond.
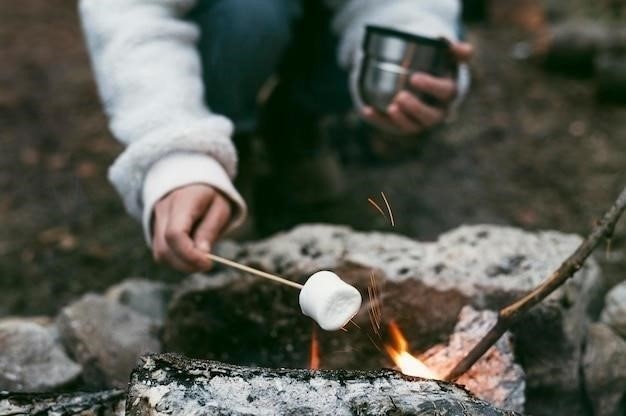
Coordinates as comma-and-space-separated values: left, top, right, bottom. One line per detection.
152, 184, 232, 272
362, 42, 473, 136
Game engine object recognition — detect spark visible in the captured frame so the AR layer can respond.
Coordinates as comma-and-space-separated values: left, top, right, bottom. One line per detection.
366, 332, 384, 353
368, 197, 387, 220
349, 319, 361, 329
381, 192, 395, 227
368, 193, 395, 227
367, 271, 383, 337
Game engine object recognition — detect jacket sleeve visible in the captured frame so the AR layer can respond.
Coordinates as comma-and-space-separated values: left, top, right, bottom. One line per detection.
79, 0, 246, 242
327, 0, 469, 108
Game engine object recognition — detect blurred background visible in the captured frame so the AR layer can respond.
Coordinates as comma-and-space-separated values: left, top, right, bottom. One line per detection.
1, 0, 625, 317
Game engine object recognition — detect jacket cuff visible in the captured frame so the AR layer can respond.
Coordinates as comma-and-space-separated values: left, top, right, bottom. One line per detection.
141, 152, 247, 245
107, 115, 236, 223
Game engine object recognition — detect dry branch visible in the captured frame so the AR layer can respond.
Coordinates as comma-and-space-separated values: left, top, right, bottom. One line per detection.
445, 185, 626, 381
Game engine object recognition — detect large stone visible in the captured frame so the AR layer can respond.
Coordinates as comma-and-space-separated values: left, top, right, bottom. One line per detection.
105, 277, 172, 326
165, 224, 600, 395
56, 294, 161, 388
600, 282, 626, 339
582, 323, 626, 416
0, 319, 82, 391
423, 307, 525, 413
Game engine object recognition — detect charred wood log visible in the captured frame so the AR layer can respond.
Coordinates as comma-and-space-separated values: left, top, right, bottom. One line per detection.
0, 389, 124, 415
127, 353, 520, 416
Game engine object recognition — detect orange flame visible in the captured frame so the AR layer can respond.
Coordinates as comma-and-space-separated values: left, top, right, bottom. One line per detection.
385, 321, 440, 380
309, 326, 320, 370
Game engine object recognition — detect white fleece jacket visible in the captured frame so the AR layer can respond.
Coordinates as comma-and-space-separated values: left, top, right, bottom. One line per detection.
79, 0, 467, 245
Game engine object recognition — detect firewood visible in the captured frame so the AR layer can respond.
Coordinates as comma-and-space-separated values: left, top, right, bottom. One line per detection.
0, 390, 124, 415
126, 353, 520, 416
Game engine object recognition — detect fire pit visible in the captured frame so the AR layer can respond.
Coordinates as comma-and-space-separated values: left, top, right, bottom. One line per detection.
160, 223, 602, 414
2, 222, 619, 416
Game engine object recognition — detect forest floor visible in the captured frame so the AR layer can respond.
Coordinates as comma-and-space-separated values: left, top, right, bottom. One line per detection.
1, 1, 625, 316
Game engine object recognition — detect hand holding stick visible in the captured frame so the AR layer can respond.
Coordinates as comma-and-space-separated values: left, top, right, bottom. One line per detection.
205, 253, 362, 331
444, 185, 626, 381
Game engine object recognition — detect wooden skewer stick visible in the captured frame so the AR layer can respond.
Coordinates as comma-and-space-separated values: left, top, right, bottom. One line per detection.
206, 252, 304, 290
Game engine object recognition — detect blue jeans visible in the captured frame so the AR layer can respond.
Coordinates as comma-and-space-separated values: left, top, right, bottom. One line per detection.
189, 0, 352, 138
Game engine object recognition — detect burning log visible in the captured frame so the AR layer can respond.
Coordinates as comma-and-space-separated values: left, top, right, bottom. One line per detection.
127, 353, 520, 416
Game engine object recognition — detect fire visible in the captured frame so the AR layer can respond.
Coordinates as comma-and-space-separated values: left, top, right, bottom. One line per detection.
385, 321, 440, 380
309, 326, 320, 370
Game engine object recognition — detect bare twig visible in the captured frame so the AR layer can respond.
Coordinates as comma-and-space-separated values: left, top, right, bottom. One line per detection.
445, 185, 626, 381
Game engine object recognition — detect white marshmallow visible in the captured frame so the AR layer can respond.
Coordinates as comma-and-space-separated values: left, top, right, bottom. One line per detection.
299, 271, 362, 331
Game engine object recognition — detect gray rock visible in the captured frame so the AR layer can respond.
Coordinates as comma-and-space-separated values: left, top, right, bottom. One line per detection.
165, 224, 600, 395
423, 306, 526, 413
105, 277, 172, 325
600, 282, 626, 339
582, 323, 626, 416
0, 319, 81, 391
56, 294, 161, 388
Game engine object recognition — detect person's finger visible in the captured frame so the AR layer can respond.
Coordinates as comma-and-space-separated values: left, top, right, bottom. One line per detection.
162, 250, 197, 273
396, 91, 445, 128
165, 190, 215, 270
153, 200, 196, 272
362, 107, 402, 134
410, 74, 457, 103
387, 103, 421, 133
451, 42, 473, 62
152, 199, 170, 264
362, 106, 391, 126
193, 195, 232, 255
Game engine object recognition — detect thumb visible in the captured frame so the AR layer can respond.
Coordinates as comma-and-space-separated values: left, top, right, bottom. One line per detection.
196, 240, 211, 253
451, 42, 473, 62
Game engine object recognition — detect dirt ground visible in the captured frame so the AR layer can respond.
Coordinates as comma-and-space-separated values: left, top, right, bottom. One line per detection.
1, 1, 625, 317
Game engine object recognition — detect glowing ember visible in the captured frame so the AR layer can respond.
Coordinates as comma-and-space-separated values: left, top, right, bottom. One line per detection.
385, 321, 440, 380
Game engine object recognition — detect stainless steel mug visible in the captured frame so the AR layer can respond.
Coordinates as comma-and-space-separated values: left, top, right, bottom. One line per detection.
358, 25, 457, 112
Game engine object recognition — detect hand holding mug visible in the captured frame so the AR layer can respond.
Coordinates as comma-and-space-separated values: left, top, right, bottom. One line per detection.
362, 42, 472, 136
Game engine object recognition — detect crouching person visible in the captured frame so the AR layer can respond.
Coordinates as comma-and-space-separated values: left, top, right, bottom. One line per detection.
79, 0, 471, 272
